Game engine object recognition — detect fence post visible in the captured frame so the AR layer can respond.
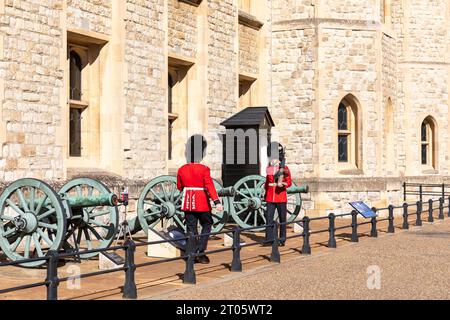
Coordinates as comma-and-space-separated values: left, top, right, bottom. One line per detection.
351, 210, 359, 242
416, 201, 422, 226
370, 207, 378, 237
231, 227, 242, 272
448, 196, 450, 218
301, 217, 311, 254
428, 199, 434, 223
439, 197, 444, 220
46, 250, 59, 301
328, 213, 337, 248
122, 239, 137, 299
387, 205, 395, 233
183, 232, 196, 284
419, 185, 423, 203
270, 222, 280, 263
402, 203, 409, 230
403, 182, 406, 202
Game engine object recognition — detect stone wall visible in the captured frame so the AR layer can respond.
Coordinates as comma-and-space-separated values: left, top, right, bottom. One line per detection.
239, 24, 259, 75
321, 0, 378, 21
318, 28, 378, 176
67, 0, 112, 35
271, 27, 316, 179
206, 0, 238, 177
168, 0, 197, 58
0, 0, 64, 182
123, 0, 166, 180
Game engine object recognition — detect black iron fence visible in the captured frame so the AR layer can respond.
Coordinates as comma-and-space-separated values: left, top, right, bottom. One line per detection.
403, 182, 450, 203
0, 195, 449, 300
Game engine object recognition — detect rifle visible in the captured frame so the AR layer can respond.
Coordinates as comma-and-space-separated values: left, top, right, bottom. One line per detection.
274, 145, 286, 187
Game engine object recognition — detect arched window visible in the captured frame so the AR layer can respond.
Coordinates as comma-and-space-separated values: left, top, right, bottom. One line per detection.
69, 51, 82, 101
337, 95, 359, 167
421, 117, 436, 167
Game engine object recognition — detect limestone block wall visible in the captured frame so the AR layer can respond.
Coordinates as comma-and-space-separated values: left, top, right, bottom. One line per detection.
239, 24, 259, 75
406, 0, 447, 61
272, 0, 314, 20
206, 0, 238, 177
168, 0, 197, 58
318, 28, 378, 176
0, 0, 64, 182
271, 28, 316, 179
381, 33, 398, 174
321, 0, 378, 21
123, 0, 166, 180
67, 0, 112, 35
404, 66, 449, 176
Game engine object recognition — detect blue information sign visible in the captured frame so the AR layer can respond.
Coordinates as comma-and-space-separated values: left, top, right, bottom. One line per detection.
349, 201, 377, 219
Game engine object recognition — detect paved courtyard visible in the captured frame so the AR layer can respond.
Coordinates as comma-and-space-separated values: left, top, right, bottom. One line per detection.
156, 218, 450, 300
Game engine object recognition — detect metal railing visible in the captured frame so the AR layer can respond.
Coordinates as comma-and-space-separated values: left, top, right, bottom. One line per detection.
403, 182, 450, 203
0, 196, 449, 300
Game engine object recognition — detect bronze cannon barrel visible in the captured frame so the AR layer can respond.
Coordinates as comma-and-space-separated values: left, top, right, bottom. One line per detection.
238, 184, 309, 195
29, 193, 119, 210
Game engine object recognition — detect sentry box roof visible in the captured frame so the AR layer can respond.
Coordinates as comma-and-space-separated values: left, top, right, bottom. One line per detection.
220, 106, 275, 128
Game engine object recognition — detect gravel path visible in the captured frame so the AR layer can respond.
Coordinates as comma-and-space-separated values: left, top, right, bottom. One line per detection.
153, 220, 450, 300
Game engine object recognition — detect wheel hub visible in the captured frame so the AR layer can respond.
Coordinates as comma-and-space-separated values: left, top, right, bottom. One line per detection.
248, 197, 262, 210
14, 212, 38, 233
161, 202, 176, 218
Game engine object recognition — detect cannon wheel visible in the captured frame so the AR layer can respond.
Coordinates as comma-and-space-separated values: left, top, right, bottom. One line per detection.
230, 175, 302, 231
137, 176, 229, 235
59, 178, 119, 259
0, 179, 67, 267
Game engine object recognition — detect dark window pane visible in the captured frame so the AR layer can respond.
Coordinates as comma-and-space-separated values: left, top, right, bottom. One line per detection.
421, 144, 427, 165
168, 74, 173, 114
69, 108, 82, 157
421, 122, 427, 142
168, 119, 173, 160
338, 135, 348, 162
69, 51, 82, 101
338, 103, 348, 130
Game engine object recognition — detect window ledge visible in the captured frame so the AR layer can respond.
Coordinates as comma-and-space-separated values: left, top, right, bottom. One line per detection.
338, 166, 363, 176
69, 100, 89, 108
238, 10, 264, 30
421, 166, 438, 175
178, 0, 202, 7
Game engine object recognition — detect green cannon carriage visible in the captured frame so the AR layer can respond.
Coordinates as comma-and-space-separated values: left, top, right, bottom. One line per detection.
129, 175, 235, 235
229, 175, 309, 231
0, 178, 119, 267
132, 174, 308, 234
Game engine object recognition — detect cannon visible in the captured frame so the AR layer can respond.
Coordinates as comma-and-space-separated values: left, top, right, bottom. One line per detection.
130, 175, 234, 235
229, 175, 309, 231
0, 178, 119, 267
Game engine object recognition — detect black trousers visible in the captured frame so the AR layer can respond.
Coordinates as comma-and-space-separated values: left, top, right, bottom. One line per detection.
185, 211, 213, 253
265, 202, 287, 243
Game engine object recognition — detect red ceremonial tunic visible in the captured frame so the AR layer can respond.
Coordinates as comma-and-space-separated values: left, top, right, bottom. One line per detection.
264, 164, 292, 203
177, 163, 220, 212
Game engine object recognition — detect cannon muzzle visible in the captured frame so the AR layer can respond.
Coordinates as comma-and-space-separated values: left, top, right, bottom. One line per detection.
287, 185, 309, 194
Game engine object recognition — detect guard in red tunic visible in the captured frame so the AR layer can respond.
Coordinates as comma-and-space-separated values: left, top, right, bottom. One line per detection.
263, 142, 292, 246
177, 135, 223, 264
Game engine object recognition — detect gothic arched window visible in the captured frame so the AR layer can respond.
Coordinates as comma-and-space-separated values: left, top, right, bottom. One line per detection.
337, 95, 360, 167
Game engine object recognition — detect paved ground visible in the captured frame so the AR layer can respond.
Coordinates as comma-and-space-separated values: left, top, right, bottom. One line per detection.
155, 218, 450, 300
1, 205, 447, 300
